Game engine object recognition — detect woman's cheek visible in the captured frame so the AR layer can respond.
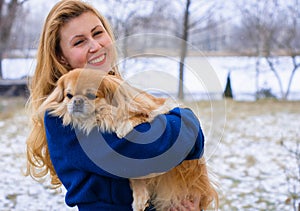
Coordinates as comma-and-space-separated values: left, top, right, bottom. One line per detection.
70, 52, 88, 68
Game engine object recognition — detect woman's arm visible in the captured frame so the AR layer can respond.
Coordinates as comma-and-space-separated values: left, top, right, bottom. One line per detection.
44, 107, 204, 179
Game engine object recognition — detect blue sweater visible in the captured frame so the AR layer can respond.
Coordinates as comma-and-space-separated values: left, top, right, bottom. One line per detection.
44, 107, 204, 210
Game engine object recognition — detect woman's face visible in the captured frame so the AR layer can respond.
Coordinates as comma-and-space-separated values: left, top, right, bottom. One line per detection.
59, 12, 113, 72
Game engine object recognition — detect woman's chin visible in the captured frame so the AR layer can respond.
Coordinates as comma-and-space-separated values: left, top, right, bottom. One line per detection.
84, 63, 112, 73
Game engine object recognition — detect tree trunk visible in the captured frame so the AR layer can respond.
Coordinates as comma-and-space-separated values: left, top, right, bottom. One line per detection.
0, 0, 21, 79
178, 0, 191, 100
285, 56, 300, 99
265, 57, 285, 100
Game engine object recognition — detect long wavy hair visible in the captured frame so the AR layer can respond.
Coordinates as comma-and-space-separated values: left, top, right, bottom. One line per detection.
25, 0, 118, 188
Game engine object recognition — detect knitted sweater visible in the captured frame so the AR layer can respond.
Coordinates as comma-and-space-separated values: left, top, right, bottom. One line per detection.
44, 107, 205, 210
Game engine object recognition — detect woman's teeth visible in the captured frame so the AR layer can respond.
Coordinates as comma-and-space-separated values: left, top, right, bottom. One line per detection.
89, 54, 105, 64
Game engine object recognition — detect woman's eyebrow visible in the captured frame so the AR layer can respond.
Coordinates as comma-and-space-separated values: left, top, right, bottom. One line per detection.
91, 25, 104, 32
69, 34, 84, 44
71, 34, 84, 39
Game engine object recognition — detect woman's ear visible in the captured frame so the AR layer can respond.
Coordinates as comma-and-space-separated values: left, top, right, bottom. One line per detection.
59, 55, 69, 66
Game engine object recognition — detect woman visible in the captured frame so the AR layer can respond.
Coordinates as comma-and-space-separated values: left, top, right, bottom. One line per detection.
26, 0, 205, 210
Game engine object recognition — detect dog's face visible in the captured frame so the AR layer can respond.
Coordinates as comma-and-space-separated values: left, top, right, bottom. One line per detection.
62, 70, 104, 118
40, 68, 119, 124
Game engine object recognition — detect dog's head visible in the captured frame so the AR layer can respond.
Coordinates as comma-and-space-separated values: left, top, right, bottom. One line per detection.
41, 69, 168, 134
39, 68, 150, 127
39, 69, 117, 124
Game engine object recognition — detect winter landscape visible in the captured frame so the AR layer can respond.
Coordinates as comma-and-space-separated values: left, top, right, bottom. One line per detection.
0, 56, 299, 211
0, 97, 299, 211
1, 0, 299, 210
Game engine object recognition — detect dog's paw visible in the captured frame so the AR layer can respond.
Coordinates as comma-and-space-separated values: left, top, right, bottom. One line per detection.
131, 189, 150, 211
132, 202, 148, 211
115, 121, 134, 138
95, 104, 116, 132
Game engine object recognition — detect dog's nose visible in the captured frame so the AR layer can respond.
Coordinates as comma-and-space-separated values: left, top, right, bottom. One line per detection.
73, 98, 84, 106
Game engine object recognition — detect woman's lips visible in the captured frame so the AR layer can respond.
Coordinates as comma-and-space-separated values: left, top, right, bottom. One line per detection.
88, 54, 106, 65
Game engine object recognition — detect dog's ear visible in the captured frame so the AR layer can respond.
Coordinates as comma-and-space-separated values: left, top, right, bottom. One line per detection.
38, 76, 66, 116
97, 76, 127, 107
109, 78, 151, 118
47, 77, 65, 104
97, 76, 151, 118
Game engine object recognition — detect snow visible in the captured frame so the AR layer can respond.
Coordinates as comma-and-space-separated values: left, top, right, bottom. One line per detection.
2, 58, 36, 80
208, 101, 300, 210
0, 107, 75, 210
0, 99, 299, 210
3, 56, 300, 101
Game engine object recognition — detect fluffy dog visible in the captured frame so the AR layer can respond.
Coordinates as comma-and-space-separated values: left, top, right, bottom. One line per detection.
40, 68, 218, 211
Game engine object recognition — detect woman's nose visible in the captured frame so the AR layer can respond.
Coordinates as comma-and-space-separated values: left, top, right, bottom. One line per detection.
88, 39, 101, 52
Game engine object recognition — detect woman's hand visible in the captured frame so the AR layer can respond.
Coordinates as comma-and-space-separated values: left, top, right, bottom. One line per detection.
170, 196, 201, 211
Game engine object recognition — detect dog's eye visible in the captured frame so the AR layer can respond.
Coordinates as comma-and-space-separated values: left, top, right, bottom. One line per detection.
66, 93, 73, 99
86, 93, 97, 100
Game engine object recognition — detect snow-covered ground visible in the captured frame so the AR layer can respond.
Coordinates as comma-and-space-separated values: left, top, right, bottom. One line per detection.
206, 100, 300, 211
0, 97, 299, 211
0, 98, 74, 210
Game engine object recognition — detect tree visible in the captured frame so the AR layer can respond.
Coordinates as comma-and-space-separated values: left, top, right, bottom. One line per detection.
177, 0, 191, 100
0, 0, 27, 78
233, 0, 300, 100
259, 0, 300, 100
277, 0, 300, 99
176, 0, 220, 99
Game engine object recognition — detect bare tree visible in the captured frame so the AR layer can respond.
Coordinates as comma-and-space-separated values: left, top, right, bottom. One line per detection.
176, 0, 220, 99
277, 0, 300, 99
261, 0, 300, 100
177, 0, 191, 100
0, 0, 27, 78
233, 0, 300, 100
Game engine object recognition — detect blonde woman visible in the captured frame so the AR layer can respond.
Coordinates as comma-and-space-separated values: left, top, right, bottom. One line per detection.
26, 0, 205, 210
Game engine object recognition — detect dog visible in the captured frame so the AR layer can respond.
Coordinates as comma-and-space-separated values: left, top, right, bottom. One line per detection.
40, 68, 218, 211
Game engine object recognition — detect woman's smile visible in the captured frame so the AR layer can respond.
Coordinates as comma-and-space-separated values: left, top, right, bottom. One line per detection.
88, 53, 106, 65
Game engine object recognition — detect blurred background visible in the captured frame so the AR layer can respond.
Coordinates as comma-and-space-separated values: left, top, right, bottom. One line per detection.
0, 0, 299, 210
1, 0, 300, 100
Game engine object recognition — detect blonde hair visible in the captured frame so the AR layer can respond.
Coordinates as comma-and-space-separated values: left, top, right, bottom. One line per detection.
25, 0, 118, 188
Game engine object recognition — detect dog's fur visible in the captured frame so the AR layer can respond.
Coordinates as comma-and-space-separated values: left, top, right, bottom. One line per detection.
40, 68, 218, 211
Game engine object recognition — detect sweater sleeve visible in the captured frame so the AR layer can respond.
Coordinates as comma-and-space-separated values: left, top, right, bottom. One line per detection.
44, 107, 204, 179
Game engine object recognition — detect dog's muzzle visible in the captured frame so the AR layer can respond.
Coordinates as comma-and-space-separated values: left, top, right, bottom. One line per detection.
70, 97, 85, 113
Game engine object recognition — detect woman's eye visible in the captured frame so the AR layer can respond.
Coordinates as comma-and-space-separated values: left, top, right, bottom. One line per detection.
86, 93, 97, 100
93, 31, 103, 36
73, 40, 84, 46
66, 93, 73, 99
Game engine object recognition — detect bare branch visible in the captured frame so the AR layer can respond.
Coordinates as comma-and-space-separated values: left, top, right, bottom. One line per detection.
188, 3, 218, 29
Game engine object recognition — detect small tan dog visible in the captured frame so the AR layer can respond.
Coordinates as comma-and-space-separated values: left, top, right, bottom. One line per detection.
40, 68, 218, 211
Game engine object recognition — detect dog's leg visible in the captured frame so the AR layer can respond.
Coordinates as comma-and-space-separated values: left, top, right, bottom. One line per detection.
130, 179, 150, 211
115, 120, 134, 138
95, 102, 117, 133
